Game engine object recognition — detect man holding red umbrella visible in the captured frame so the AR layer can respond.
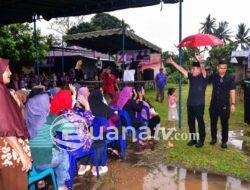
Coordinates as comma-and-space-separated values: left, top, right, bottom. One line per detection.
167, 56, 208, 148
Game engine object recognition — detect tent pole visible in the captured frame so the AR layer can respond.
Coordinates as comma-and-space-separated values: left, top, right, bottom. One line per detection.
61, 37, 64, 74
33, 14, 40, 82
122, 20, 125, 72
178, 0, 183, 129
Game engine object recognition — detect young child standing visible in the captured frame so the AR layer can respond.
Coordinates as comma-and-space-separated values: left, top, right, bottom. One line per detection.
167, 88, 178, 147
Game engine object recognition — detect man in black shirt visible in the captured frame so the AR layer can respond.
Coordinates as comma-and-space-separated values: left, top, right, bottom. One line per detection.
209, 58, 236, 149
167, 57, 207, 147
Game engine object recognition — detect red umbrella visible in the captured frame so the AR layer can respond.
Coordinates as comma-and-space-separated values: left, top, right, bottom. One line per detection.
177, 33, 224, 48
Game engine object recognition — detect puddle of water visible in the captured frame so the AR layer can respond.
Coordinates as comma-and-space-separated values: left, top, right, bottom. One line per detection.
62, 135, 250, 190
228, 130, 244, 149
72, 153, 250, 190
223, 130, 250, 156
143, 164, 250, 190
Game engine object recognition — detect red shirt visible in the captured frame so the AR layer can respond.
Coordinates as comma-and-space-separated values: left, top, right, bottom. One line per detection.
102, 73, 116, 94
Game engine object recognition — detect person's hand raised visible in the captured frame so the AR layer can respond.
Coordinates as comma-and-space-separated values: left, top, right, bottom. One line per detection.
166, 57, 175, 65
69, 84, 76, 96
195, 55, 205, 63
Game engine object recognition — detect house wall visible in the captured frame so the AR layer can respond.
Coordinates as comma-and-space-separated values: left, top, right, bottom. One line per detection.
140, 53, 163, 79
233, 65, 245, 82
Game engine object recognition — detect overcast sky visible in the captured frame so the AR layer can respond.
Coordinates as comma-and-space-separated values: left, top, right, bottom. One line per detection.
37, 0, 250, 53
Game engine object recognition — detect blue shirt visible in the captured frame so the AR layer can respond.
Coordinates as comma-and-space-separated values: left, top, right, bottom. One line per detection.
155, 73, 167, 89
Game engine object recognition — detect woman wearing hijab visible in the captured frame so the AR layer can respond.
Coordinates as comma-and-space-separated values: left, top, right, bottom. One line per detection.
136, 86, 161, 141
88, 89, 120, 175
26, 88, 51, 188
73, 86, 96, 175
26, 88, 50, 139
115, 86, 147, 148
29, 89, 70, 190
29, 85, 93, 190
0, 57, 32, 190
118, 87, 144, 130
88, 89, 119, 126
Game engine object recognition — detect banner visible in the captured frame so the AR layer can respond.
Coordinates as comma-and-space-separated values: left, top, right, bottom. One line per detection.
118, 49, 151, 64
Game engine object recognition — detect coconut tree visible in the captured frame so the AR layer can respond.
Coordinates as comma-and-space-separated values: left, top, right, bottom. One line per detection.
200, 14, 216, 34
214, 21, 232, 43
235, 23, 250, 50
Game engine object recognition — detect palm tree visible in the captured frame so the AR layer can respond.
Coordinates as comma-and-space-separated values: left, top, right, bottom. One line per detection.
214, 21, 232, 43
200, 14, 216, 34
235, 23, 250, 50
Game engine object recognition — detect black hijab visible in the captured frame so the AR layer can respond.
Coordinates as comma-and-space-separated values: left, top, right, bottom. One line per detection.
88, 89, 114, 119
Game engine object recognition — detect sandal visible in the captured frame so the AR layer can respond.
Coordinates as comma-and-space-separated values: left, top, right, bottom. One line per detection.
78, 165, 91, 175
108, 148, 120, 157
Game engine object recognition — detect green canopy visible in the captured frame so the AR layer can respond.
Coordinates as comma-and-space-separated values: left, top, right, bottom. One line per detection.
63, 28, 162, 54
0, 0, 180, 25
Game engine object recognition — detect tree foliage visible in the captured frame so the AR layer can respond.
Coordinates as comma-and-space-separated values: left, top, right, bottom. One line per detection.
0, 24, 51, 70
214, 21, 232, 43
48, 16, 85, 35
235, 23, 250, 50
67, 13, 132, 35
207, 42, 237, 73
200, 14, 216, 34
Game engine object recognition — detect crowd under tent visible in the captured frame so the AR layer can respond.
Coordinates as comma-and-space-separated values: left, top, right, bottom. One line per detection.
63, 28, 163, 80
43, 46, 115, 79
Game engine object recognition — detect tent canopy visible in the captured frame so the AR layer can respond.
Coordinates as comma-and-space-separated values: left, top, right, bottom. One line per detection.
46, 46, 110, 60
0, 0, 179, 25
63, 28, 162, 54
231, 49, 250, 65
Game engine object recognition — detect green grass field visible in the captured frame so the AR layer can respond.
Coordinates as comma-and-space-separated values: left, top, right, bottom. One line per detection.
145, 83, 250, 181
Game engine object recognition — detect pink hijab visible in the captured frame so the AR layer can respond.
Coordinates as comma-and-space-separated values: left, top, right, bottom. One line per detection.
116, 87, 133, 109
78, 87, 89, 99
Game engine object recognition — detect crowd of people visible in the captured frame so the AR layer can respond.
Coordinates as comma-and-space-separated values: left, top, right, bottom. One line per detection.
0, 53, 236, 190
0, 57, 162, 190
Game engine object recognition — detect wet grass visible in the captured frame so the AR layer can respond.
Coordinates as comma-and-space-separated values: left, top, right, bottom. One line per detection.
145, 83, 250, 181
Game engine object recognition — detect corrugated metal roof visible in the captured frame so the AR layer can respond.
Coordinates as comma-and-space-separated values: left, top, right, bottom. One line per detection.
63, 28, 162, 54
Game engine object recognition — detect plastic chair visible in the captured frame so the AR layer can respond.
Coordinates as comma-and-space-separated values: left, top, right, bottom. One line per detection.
136, 105, 151, 142
117, 109, 133, 158
28, 166, 57, 190
55, 131, 99, 190
118, 109, 132, 127
92, 116, 127, 161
